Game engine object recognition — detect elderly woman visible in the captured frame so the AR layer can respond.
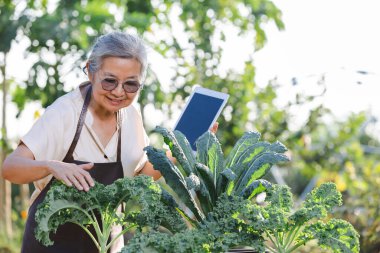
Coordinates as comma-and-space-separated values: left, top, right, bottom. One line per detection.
2, 31, 162, 252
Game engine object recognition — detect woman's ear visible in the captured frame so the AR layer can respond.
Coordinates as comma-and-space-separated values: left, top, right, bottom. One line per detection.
86, 62, 94, 82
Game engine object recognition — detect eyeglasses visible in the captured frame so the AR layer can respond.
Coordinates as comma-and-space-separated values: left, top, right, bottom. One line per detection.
100, 78, 142, 93
82, 67, 143, 93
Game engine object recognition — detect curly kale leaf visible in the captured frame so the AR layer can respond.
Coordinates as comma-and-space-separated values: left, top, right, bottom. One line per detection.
35, 180, 102, 247
120, 175, 187, 233
240, 182, 360, 253
122, 194, 266, 253
289, 182, 343, 225
236, 184, 292, 237
35, 176, 186, 253
297, 219, 360, 253
122, 229, 214, 253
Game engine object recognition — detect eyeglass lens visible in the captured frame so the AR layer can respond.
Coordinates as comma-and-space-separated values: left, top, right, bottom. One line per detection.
101, 78, 141, 93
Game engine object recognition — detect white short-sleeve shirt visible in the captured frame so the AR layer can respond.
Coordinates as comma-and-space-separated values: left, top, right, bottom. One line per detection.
22, 86, 150, 204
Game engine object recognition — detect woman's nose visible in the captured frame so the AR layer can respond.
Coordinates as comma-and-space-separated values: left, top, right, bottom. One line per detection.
112, 83, 125, 96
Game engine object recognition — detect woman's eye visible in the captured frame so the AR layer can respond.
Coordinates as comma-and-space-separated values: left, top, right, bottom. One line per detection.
125, 81, 139, 86
105, 79, 117, 84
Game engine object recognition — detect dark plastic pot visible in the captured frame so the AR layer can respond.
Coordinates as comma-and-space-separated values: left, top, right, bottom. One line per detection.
228, 249, 257, 253
228, 247, 269, 253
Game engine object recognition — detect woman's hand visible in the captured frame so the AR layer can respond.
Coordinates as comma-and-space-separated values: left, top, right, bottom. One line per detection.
210, 122, 219, 133
47, 161, 94, 191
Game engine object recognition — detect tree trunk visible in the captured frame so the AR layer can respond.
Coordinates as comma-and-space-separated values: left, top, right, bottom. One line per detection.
0, 53, 13, 238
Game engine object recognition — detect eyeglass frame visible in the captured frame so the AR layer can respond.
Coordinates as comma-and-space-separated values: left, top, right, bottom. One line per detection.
82, 66, 143, 93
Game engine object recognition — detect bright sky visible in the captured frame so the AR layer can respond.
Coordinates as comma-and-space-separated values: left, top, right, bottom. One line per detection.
253, 0, 380, 121
4, 0, 380, 141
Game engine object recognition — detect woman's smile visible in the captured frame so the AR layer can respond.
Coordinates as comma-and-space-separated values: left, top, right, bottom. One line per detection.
106, 96, 125, 106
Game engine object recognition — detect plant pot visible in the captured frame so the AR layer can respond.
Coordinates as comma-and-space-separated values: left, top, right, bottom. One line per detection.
228, 247, 269, 253
228, 249, 256, 253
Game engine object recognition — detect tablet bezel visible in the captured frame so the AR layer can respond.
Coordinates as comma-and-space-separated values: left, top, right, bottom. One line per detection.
173, 86, 229, 141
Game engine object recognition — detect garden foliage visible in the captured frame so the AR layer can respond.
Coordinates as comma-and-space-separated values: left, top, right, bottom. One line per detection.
35, 175, 186, 253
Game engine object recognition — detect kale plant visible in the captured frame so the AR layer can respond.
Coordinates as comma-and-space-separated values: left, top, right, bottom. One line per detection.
144, 126, 289, 223
239, 182, 360, 253
122, 183, 359, 253
35, 175, 186, 253
122, 193, 264, 253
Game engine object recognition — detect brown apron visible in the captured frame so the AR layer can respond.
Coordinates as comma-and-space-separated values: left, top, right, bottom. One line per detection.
21, 86, 124, 253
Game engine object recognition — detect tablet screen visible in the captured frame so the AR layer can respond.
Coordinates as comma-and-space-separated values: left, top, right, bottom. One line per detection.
174, 92, 226, 150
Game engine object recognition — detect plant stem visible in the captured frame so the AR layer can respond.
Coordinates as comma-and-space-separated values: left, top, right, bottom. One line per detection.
266, 245, 278, 253
74, 222, 100, 250
279, 231, 285, 247
274, 232, 286, 253
286, 241, 309, 253
283, 226, 296, 248
266, 231, 282, 252
284, 225, 302, 250
89, 209, 103, 240
99, 213, 110, 253
106, 224, 138, 251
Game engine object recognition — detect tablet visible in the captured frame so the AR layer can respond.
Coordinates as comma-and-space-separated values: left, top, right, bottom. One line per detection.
174, 86, 229, 150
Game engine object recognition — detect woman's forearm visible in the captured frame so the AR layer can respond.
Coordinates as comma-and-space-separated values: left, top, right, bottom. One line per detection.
2, 146, 51, 184
2, 144, 95, 191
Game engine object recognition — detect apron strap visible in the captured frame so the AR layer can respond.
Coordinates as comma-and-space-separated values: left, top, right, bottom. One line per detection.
117, 125, 121, 162
63, 85, 92, 162
63, 84, 123, 163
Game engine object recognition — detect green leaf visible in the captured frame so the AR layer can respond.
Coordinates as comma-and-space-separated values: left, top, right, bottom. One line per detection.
299, 219, 360, 253
184, 172, 213, 214
215, 168, 236, 196
265, 184, 293, 213
228, 141, 271, 190
304, 182, 342, 210
193, 176, 214, 215
269, 140, 288, 153
232, 141, 287, 179
35, 199, 91, 246
174, 130, 197, 170
234, 152, 289, 194
153, 126, 195, 176
290, 182, 343, 225
224, 131, 261, 168
239, 179, 272, 200
196, 131, 224, 185
185, 173, 201, 191
194, 163, 217, 205
144, 146, 204, 221
35, 176, 186, 250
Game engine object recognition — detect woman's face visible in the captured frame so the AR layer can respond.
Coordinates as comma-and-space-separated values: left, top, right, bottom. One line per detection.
88, 57, 142, 114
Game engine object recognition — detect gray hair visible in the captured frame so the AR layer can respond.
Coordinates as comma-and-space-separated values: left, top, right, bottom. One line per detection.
87, 31, 147, 80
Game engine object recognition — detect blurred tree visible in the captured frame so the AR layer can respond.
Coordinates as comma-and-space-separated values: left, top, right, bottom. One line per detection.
0, 0, 31, 239
12, 0, 284, 150
11, 0, 162, 112
147, 0, 285, 150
